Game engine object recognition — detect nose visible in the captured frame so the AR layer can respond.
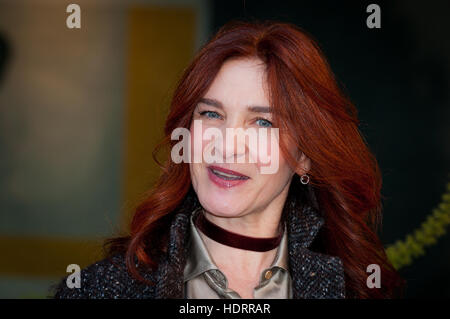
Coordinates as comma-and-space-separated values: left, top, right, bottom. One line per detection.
216, 120, 251, 164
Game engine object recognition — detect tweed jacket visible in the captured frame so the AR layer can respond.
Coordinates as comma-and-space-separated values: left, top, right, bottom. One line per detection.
52, 187, 346, 299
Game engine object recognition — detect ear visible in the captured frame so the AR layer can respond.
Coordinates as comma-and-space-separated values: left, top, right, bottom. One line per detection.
296, 152, 311, 175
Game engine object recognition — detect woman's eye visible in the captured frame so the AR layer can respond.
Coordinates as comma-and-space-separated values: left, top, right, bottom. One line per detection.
255, 118, 273, 127
199, 111, 222, 119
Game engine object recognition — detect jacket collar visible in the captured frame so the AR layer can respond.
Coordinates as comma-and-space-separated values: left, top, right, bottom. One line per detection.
153, 187, 345, 299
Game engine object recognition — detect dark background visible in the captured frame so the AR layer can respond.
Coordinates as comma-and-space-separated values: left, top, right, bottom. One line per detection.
210, 0, 450, 298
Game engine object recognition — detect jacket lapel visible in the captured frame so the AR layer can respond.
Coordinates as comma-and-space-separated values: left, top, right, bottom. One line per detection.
153, 211, 190, 298
286, 201, 346, 298
153, 189, 198, 299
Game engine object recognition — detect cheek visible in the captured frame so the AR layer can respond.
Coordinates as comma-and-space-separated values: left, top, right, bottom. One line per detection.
253, 130, 296, 180
252, 129, 284, 173
257, 155, 293, 194
190, 122, 216, 163
189, 162, 200, 190
189, 123, 202, 189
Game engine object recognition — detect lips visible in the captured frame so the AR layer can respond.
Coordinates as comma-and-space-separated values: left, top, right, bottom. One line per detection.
207, 165, 250, 188
208, 166, 249, 179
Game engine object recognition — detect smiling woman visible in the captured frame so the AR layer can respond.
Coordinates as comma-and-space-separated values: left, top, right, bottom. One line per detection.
52, 20, 404, 299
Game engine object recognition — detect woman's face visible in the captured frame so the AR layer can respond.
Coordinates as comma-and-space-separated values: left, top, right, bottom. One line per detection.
189, 57, 308, 218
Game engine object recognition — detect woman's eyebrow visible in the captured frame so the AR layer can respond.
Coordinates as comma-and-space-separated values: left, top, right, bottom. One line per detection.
198, 98, 271, 113
247, 106, 272, 113
198, 98, 223, 109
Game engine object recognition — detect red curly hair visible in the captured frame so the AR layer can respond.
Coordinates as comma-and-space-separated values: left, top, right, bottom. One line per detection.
106, 20, 404, 298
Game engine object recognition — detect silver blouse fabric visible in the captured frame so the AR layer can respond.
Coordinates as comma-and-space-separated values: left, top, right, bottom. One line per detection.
183, 208, 293, 299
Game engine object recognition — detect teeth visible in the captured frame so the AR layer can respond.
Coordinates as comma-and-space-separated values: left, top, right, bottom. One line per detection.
211, 168, 247, 180
212, 169, 239, 178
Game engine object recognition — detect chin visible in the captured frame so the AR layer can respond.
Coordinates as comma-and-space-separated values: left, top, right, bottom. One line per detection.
197, 192, 248, 218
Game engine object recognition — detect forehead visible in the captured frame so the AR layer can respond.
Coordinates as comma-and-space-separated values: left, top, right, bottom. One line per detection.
204, 58, 270, 108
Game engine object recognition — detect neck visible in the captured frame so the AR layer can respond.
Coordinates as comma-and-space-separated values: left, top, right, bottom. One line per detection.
197, 189, 289, 275
197, 227, 279, 275
202, 184, 289, 238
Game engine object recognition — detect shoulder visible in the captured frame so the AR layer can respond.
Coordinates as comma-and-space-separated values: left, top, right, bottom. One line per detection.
51, 254, 157, 299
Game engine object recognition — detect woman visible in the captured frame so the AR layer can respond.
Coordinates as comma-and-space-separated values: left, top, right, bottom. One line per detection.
52, 20, 404, 299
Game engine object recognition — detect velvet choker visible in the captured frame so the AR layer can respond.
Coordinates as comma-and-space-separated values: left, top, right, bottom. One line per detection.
194, 210, 284, 252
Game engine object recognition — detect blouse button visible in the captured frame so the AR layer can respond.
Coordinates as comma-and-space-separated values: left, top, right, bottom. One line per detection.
264, 270, 273, 280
